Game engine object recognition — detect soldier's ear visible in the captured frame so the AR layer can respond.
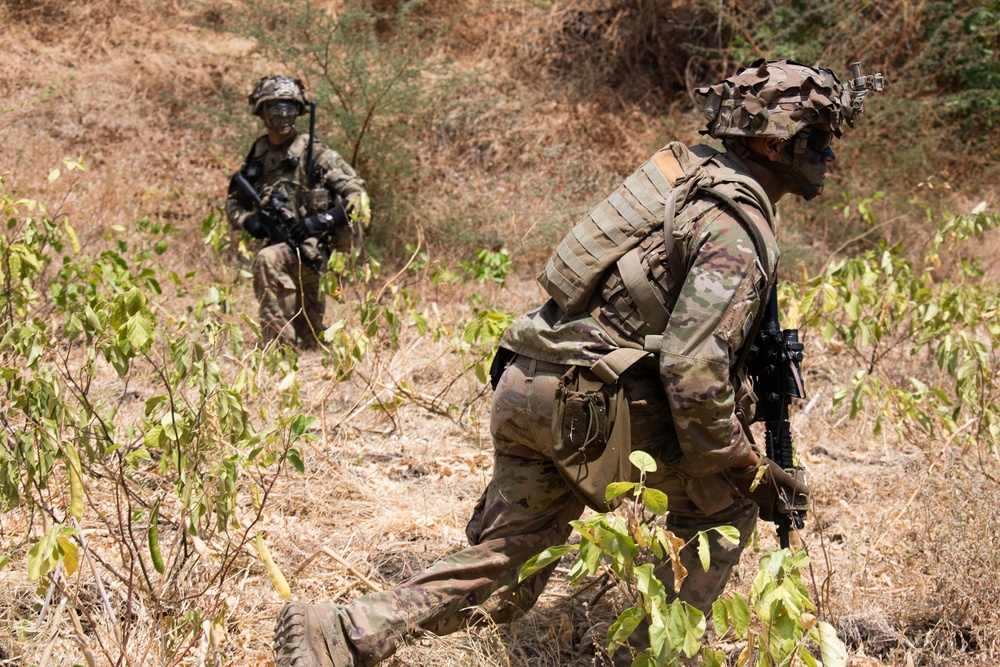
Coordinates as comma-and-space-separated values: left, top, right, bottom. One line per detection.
760, 137, 787, 161
746, 137, 786, 162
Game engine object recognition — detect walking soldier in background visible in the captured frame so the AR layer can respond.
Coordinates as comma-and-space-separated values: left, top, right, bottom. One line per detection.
273, 59, 883, 666
226, 75, 370, 350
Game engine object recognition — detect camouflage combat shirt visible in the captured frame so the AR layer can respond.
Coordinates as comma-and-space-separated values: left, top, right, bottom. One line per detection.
502, 144, 779, 477
225, 131, 366, 229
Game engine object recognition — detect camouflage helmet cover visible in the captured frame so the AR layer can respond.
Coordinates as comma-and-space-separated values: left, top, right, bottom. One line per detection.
696, 59, 856, 140
248, 76, 308, 116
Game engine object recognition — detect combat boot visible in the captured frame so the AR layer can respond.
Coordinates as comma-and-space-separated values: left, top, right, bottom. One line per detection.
274, 602, 354, 667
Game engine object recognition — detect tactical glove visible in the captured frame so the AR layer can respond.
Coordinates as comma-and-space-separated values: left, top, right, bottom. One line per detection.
730, 456, 809, 522
243, 214, 270, 240
290, 203, 349, 243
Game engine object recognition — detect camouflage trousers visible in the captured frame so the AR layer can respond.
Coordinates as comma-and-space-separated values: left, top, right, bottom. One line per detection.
252, 237, 327, 349
313, 355, 758, 666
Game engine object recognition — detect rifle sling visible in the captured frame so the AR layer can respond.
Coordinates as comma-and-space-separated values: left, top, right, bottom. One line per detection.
698, 186, 778, 382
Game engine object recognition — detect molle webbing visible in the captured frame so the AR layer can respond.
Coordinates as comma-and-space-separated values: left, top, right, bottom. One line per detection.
538, 143, 778, 385
538, 148, 696, 316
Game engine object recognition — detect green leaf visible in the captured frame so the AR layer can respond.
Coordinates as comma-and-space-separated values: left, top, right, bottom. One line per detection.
605, 481, 636, 501
607, 606, 645, 654
641, 488, 668, 515
27, 525, 79, 581
697, 532, 710, 571
143, 395, 168, 417
731, 593, 751, 636
711, 525, 741, 545
665, 601, 705, 659
519, 545, 577, 582
712, 598, 731, 636
286, 448, 305, 474
289, 415, 318, 442
703, 648, 726, 667
815, 621, 848, 667
629, 450, 657, 473
160, 412, 186, 442
143, 424, 165, 449
799, 645, 820, 667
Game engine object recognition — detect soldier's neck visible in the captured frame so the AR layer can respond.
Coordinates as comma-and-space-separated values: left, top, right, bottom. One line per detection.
267, 128, 298, 148
743, 159, 794, 204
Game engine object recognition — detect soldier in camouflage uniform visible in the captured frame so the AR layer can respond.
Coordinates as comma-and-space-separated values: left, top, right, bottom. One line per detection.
273, 59, 881, 666
226, 76, 370, 349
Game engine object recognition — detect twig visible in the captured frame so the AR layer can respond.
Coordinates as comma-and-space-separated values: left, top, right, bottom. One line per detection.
585, 573, 615, 607
294, 547, 384, 593
38, 594, 68, 667
68, 602, 99, 667
73, 518, 118, 631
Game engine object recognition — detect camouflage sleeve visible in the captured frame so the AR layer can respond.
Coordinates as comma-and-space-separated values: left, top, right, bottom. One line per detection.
314, 142, 367, 199
659, 206, 771, 476
225, 190, 252, 228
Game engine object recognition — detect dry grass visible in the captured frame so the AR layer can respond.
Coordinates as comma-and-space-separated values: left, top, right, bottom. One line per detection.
2, 1, 1000, 666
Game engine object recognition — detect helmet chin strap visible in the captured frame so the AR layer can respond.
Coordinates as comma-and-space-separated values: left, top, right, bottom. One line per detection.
743, 136, 824, 201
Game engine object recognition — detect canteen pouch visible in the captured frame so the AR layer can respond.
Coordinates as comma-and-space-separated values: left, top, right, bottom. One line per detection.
551, 365, 631, 512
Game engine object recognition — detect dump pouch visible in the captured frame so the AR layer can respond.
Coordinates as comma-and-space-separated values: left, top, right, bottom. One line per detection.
551, 365, 631, 512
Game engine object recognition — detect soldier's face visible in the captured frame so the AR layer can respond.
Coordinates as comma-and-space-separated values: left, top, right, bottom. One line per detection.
785, 125, 836, 199
264, 101, 299, 135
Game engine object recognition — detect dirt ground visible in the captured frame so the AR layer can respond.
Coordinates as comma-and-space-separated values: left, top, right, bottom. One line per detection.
2, 1, 999, 666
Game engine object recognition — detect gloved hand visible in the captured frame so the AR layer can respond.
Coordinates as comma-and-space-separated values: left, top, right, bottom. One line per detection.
243, 213, 270, 240
730, 456, 809, 522
290, 203, 349, 243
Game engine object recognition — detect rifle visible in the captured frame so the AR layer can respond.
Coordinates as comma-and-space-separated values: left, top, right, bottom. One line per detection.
230, 170, 298, 249
747, 283, 809, 548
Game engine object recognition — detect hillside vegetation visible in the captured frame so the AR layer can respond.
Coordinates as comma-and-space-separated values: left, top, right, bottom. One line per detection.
1, 1, 999, 666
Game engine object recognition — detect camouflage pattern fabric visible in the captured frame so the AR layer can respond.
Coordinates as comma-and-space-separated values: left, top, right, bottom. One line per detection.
225, 132, 366, 237
506, 146, 778, 477
276, 143, 774, 666
696, 58, 851, 140
252, 237, 325, 348
225, 131, 367, 347
290, 357, 757, 666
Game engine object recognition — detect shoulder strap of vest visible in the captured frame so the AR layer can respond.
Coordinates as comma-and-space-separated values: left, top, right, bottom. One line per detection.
240, 139, 260, 174
583, 148, 778, 385
611, 147, 718, 336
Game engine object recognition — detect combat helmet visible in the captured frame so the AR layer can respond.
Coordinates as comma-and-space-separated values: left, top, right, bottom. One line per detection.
248, 76, 308, 117
696, 58, 884, 199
